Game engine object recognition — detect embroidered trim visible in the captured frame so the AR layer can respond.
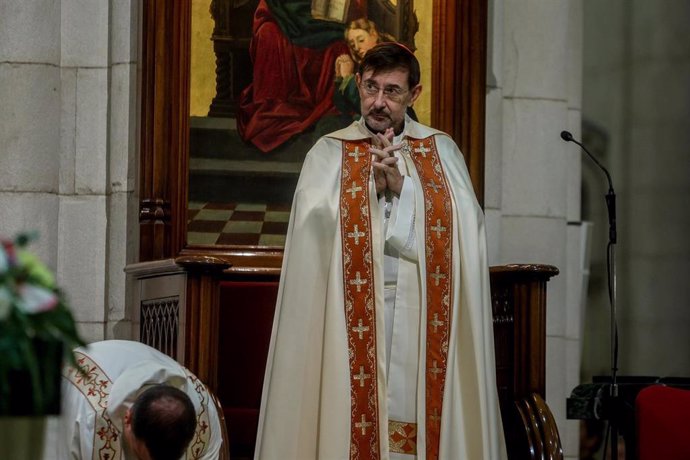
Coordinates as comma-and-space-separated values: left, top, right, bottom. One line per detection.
64, 355, 213, 460
408, 137, 454, 460
63, 352, 120, 460
403, 203, 417, 254
340, 139, 381, 460
389, 420, 417, 455
184, 368, 212, 459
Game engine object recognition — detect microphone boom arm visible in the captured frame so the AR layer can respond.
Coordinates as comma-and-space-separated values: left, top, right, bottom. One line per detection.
561, 131, 617, 244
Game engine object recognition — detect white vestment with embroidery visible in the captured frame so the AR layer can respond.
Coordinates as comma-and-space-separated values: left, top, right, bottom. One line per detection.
255, 117, 506, 459
59, 340, 222, 460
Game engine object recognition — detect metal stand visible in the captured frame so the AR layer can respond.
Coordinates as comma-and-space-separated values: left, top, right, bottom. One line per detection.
608, 236, 619, 460
561, 131, 619, 459
604, 185, 619, 460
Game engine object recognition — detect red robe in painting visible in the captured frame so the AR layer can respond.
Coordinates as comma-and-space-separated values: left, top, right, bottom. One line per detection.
237, 0, 364, 153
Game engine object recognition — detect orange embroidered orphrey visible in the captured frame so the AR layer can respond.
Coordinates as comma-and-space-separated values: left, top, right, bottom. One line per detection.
63, 352, 120, 460
184, 368, 212, 459
340, 139, 380, 460
408, 137, 453, 460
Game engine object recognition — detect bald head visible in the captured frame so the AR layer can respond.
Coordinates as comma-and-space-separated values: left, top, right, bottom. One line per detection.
130, 385, 197, 460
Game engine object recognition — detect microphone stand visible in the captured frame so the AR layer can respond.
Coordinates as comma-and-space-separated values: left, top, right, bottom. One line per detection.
560, 130, 619, 460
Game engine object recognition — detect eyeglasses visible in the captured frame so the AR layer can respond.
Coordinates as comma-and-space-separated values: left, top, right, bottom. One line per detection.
359, 81, 408, 103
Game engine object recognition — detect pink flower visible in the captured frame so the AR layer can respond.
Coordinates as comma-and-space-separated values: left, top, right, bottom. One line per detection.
17, 284, 59, 314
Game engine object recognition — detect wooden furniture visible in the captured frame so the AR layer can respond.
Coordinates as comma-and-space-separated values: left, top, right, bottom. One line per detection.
490, 264, 560, 459
516, 393, 564, 460
130, 261, 559, 458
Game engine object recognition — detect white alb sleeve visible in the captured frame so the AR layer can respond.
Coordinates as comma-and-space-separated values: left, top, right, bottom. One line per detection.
384, 177, 417, 261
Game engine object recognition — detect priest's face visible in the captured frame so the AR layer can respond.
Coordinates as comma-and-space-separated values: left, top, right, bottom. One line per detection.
356, 68, 421, 135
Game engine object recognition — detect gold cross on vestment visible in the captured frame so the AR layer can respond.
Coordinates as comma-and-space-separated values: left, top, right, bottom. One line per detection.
349, 146, 365, 162
414, 144, 431, 157
430, 219, 447, 239
353, 365, 371, 388
352, 318, 369, 339
346, 181, 362, 199
429, 360, 443, 380
347, 224, 365, 245
355, 414, 373, 435
430, 313, 444, 333
431, 266, 447, 286
430, 407, 441, 425
349, 271, 367, 292
426, 180, 441, 193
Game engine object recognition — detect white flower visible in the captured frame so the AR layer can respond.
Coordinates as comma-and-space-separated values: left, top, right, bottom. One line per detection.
17, 284, 59, 314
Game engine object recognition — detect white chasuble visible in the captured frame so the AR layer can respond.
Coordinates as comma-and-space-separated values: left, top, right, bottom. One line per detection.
255, 117, 507, 460
60, 340, 221, 460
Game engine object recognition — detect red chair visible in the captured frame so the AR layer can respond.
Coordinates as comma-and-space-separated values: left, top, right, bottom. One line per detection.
636, 385, 690, 460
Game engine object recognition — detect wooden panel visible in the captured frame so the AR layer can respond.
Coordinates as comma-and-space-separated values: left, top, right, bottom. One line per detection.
490, 264, 559, 460
175, 255, 232, 388
431, 0, 487, 203
217, 278, 279, 459
139, 0, 191, 261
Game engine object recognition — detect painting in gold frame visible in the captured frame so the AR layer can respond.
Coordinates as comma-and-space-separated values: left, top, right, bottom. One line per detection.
138, 0, 486, 266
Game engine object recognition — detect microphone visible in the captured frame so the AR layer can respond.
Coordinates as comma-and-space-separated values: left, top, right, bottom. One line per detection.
561, 128, 620, 460
560, 130, 616, 244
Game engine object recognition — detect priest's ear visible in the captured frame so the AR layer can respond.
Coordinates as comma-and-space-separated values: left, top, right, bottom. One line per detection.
408, 84, 422, 106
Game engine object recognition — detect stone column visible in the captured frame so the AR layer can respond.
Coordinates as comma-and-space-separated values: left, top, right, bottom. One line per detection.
106, 0, 140, 339
57, 0, 110, 341
0, 0, 139, 343
0, 2, 62, 267
486, 0, 584, 457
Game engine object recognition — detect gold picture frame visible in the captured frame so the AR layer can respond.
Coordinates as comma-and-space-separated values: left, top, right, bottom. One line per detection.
138, 0, 486, 271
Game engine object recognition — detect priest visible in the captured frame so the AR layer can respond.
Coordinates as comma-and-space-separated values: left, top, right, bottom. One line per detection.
255, 43, 506, 459
59, 340, 223, 459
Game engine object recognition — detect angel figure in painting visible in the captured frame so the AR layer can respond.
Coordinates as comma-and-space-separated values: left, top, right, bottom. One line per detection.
237, 0, 365, 153
332, 17, 397, 119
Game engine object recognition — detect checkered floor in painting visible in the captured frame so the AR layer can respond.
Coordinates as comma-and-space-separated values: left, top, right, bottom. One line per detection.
187, 202, 291, 246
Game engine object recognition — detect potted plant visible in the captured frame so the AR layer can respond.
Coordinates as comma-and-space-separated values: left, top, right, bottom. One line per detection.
0, 233, 86, 457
